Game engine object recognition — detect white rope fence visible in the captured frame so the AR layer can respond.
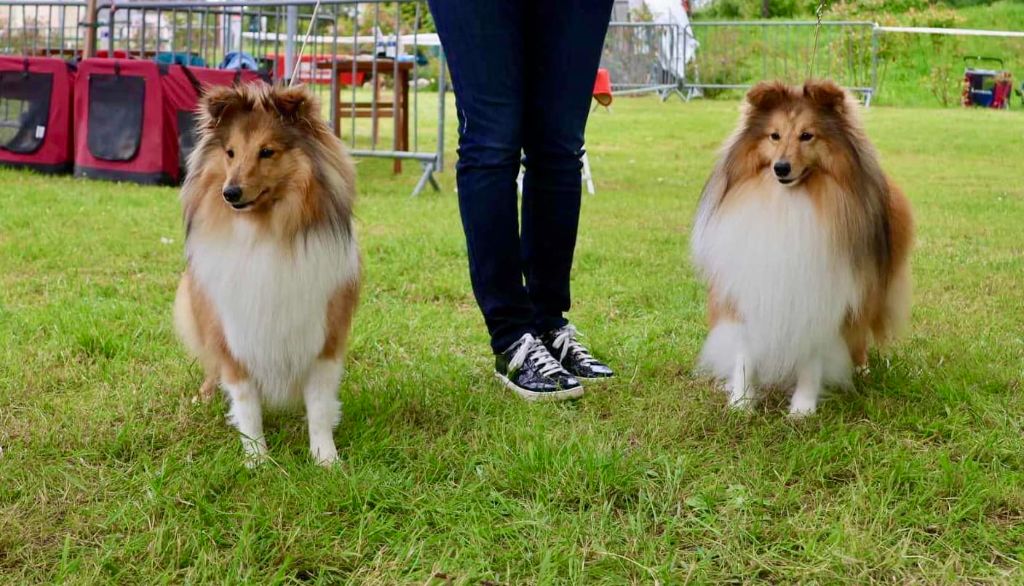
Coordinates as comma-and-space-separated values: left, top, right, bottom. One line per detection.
876, 26, 1024, 38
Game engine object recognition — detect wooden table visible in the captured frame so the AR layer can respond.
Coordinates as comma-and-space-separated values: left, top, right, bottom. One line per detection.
318, 57, 414, 173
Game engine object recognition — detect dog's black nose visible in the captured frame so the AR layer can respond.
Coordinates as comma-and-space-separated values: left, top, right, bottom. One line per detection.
773, 161, 792, 178
222, 185, 243, 203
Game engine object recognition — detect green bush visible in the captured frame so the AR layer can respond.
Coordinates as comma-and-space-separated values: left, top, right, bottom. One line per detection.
694, 0, 1017, 19
941, 0, 1010, 6
697, 0, 823, 19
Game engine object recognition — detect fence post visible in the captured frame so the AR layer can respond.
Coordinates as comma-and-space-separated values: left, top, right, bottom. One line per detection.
107, 4, 115, 55
869, 23, 879, 107
436, 46, 446, 173
284, 4, 298, 81
761, 22, 767, 80
84, 0, 97, 57
682, 24, 688, 88
329, 5, 338, 131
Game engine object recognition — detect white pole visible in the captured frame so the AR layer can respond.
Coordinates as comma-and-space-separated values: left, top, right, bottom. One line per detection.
284, 5, 298, 80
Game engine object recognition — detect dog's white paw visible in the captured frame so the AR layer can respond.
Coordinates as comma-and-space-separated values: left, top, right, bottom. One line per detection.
728, 394, 756, 411
311, 444, 339, 467
240, 436, 269, 469
727, 380, 757, 411
199, 378, 218, 402
855, 364, 871, 377
787, 398, 818, 419
243, 451, 269, 469
314, 454, 339, 467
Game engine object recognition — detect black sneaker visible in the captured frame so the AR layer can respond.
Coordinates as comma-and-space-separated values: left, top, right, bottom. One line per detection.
542, 325, 614, 380
495, 334, 583, 401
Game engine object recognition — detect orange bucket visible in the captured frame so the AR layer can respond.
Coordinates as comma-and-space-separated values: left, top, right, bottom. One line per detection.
593, 68, 613, 107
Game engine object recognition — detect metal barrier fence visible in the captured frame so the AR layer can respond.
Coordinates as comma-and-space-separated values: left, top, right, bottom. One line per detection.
602, 21, 690, 100
0, 0, 86, 57
0, 0, 445, 196
602, 20, 878, 105
682, 21, 878, 105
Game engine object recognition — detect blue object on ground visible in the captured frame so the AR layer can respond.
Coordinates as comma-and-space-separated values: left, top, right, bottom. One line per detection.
156, 52, 206, 67
218, 52, 260, 71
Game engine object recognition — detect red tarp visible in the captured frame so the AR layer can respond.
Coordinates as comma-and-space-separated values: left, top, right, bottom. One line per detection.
0, 56, 76, 173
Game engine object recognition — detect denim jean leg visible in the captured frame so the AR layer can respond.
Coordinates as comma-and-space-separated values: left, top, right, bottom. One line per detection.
427, 0, 535, 353
521, 0, 615, 335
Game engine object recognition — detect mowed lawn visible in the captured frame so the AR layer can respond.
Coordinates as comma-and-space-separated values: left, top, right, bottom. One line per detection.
1, 97, 1023, 584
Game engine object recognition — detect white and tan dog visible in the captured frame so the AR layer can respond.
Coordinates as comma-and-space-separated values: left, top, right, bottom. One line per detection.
174, 84, 359, 465
691, 80, 914, 416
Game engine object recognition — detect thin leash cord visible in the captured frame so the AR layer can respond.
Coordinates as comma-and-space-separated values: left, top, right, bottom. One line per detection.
289, 0, 322, 86
807, 0, 829, 79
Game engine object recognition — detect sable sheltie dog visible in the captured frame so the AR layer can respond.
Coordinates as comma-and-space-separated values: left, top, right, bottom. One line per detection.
690, 80, 914, 416
173, 83, 359, 465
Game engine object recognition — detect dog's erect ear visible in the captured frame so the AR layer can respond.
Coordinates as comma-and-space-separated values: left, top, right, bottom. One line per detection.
199, 85, 242, 130
803, 79, 847, 111
271, 84, 317, 123
746, 81, 789, 111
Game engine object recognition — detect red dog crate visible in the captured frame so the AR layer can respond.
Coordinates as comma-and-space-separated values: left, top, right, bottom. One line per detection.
0, 56, 76, 173
73, 59, 266, 185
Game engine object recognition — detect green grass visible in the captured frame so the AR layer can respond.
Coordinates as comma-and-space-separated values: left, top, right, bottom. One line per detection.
2, 97, 1023, 584
958, 0, 1024, 29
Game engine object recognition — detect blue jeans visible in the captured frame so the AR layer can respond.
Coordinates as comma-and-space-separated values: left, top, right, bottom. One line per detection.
428, 0, 614, 354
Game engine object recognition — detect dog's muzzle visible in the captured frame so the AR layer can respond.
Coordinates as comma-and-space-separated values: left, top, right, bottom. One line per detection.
222, 185, 252, 210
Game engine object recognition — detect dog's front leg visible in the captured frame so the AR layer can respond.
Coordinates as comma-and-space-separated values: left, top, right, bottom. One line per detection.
728, 352, 756, 409
224, 378, 268, 467
303, 359, 344, 466
789, 358, 823, 418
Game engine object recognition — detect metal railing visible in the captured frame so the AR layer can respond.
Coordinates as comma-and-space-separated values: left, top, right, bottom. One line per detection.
0, 0, 86, 57
0, 0, 445, 196
602, 21, 690, 100
602, 20, 879, 106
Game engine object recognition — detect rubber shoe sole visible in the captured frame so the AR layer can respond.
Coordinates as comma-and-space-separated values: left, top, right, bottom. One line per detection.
494, 372, 584, 402
574, 373, 614, 383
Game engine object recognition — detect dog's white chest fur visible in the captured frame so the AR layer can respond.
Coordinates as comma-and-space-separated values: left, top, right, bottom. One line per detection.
693, 184, 859, 385
188, 221, 358, 405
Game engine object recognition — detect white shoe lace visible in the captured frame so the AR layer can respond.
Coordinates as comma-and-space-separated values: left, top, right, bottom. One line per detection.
508, 334, 564, 378
551, 325, 599, 367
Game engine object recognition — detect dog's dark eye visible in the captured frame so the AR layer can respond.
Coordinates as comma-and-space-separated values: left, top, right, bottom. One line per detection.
799, 132, 814, 142
769, 132, 781, 141
226, 149, 235, 159
259, 148, 275, 159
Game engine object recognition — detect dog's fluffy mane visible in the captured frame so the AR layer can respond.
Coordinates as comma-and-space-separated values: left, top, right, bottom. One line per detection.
180, 83, 355, 242
693, 80, 893, 281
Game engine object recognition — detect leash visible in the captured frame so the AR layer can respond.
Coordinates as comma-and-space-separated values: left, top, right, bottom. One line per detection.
807, 0, 830, 79
289, 0, 323, 86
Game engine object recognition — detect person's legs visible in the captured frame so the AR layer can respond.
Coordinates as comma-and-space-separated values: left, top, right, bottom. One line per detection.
520, 0, 614, 334
428, 0, 533, 354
